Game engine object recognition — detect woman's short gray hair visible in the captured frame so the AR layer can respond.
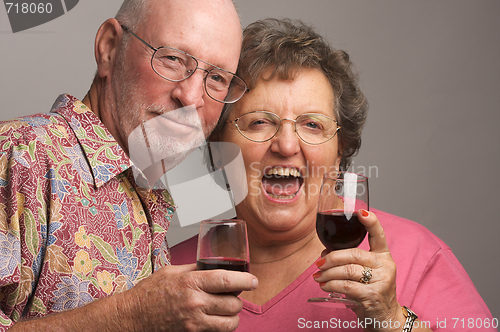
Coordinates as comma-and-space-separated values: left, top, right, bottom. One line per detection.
212, 18, 368, 170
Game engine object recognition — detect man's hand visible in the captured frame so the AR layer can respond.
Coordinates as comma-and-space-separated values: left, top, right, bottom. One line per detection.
123, 264, 258, 331
9, 264, 258, 332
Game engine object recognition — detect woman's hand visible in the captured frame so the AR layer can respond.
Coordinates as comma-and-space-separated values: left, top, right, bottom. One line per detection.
313, 210, 405, 332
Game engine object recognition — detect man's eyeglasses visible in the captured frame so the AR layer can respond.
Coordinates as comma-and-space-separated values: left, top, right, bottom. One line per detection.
228, 111, 341, 145
121, 25, 248, 104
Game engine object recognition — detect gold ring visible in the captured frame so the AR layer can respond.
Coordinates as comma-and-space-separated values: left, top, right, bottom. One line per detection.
359, 266, 372, 284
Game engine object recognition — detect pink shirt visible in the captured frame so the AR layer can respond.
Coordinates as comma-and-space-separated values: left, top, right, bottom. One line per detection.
171, 209, 496, 331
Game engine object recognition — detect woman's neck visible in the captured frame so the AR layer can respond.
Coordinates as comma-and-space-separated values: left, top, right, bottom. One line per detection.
241, 232, 325, 305
250, 232, 318, 265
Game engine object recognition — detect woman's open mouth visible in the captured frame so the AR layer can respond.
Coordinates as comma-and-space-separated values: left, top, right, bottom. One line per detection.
262, 166, 304, 200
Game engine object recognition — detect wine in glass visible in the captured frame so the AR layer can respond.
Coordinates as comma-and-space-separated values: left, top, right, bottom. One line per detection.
308, 171, 369, 305
196, 219, 250, 273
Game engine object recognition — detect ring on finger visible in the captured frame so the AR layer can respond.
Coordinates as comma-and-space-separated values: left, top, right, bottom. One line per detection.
359, 266, 372, 284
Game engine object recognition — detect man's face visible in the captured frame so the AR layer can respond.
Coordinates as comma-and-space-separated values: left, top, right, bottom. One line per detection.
106, 0, 242, 174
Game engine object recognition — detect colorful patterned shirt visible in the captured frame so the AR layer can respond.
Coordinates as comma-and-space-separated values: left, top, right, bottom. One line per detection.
0, 94, 175, 330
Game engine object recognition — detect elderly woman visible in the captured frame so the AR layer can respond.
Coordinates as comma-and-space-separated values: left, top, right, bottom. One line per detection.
171, 18, 494, 331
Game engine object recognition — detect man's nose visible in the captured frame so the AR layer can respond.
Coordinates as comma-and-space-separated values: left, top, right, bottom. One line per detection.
171, 69, 206, 108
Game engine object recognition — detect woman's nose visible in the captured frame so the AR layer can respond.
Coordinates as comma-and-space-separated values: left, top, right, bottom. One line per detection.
270, 120, 301, 156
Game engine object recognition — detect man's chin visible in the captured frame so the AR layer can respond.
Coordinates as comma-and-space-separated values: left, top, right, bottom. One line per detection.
138, 148, 195, 187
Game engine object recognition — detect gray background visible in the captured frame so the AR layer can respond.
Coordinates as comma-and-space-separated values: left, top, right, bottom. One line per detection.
1, 0, 498, 320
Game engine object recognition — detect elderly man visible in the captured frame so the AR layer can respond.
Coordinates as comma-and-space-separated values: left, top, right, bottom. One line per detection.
0, 0, 257, 331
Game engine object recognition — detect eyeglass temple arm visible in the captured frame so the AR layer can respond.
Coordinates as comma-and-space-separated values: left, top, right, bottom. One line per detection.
120, 25, 157, 51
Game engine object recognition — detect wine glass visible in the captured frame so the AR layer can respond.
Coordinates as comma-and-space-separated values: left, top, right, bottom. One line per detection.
308, 171, 369, 305
196, 219, 250, 273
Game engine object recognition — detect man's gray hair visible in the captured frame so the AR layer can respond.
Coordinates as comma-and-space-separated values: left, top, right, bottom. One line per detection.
115, 0, 150, 32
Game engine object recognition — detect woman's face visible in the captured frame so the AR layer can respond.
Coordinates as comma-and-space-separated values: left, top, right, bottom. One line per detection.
220, 68, 341, 245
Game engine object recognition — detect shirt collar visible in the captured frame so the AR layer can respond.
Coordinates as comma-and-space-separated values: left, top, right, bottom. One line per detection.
51, 94, 132, 188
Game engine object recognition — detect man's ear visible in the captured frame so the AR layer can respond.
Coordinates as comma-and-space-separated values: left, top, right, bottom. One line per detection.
95, 18, 123, 79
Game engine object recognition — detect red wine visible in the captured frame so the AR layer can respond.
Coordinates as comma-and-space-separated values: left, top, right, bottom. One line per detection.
316, 211, 367, 251
197, 258, 249, 273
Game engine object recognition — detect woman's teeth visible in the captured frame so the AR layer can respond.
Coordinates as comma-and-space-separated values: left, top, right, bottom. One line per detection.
265, 167, 301, 177
268, 193, 297, 199
263, 166, 303, 199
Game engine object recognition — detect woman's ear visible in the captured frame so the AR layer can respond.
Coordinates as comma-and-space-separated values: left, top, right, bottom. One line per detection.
335, 155, 342, 171
95, 18, 123, 79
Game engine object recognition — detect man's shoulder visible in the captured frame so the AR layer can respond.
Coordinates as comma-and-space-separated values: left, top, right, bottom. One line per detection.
0, 112, 62, 133
0, 112, 67, 153
0, 94, 81, 140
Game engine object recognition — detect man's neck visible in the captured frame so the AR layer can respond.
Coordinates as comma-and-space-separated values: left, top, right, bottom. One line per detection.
82, 77, 101, 119
82, 76, 129, 156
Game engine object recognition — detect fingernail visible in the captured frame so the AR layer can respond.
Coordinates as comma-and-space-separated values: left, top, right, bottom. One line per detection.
315, 258, 326, 268
252, 277, 259, 289
361, 209, 369, 217
319, 282, 326, 287
312, 271, 322, 279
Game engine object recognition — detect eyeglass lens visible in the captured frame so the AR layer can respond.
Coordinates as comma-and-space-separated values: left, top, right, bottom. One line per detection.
235, 112, 338, 144
152, 47, 246, 103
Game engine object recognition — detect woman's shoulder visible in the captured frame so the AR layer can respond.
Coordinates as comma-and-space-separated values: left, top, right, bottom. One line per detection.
372, 209, 495, 322
170, 235, 198, 265
371, 208, 450, 254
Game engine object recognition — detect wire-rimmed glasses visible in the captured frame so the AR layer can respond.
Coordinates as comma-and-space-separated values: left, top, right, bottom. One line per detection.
227, 111, 341, 145
121, 25, 248, 104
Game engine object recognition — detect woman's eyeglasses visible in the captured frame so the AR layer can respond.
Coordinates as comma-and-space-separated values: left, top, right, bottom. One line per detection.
228, 111, 340, 145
